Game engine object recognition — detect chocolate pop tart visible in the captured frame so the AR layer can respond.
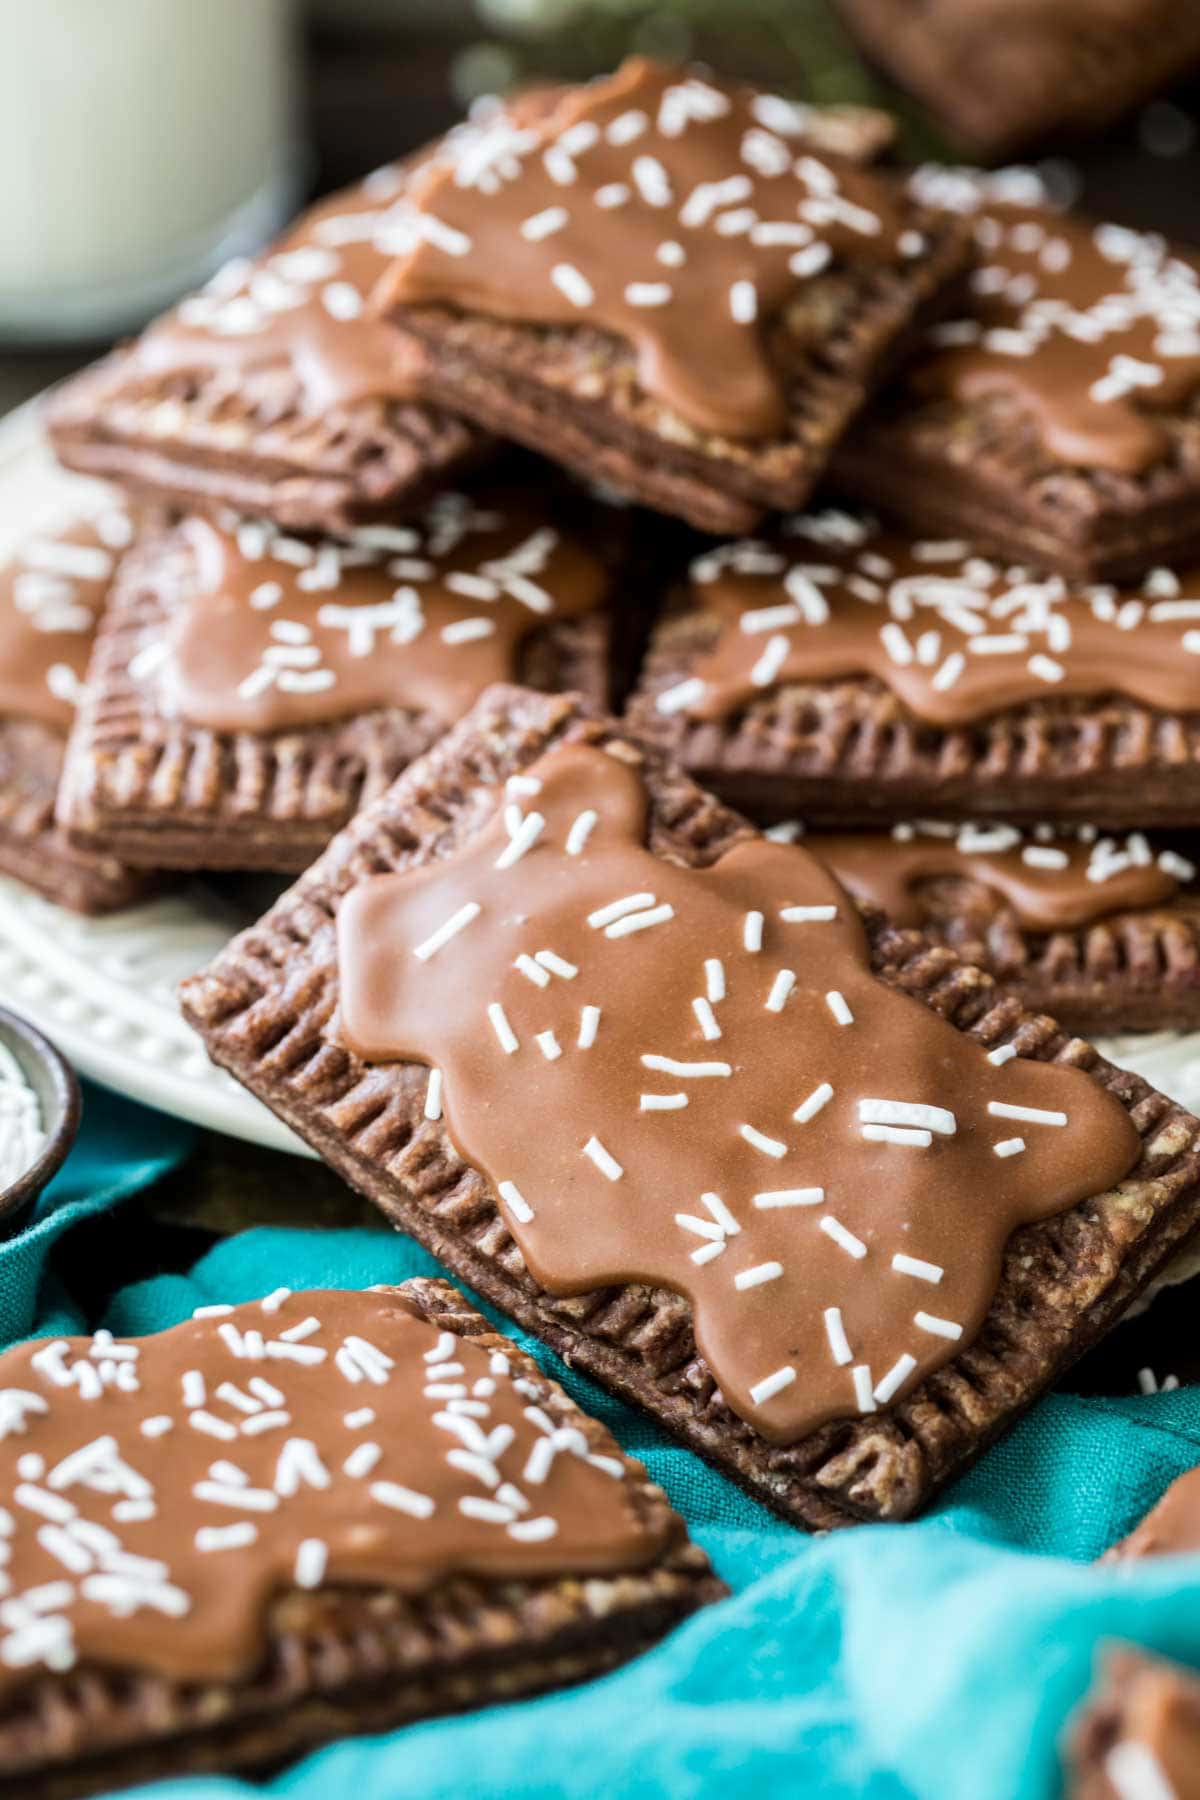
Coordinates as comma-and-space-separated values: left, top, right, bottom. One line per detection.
0, 474, 145, 915
803, 822, 1200, 1035
45, 144, 493, 537
834, 179, 1200, 581
836, 0, 1200, 160
58, 478, 628, 872
0, 1282, 718, 1797
377, 57, 970, 536
181, 686, 1200, 1529
628, 510, 1200, 829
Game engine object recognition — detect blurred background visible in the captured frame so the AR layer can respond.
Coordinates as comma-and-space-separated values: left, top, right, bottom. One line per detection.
2, 0, 1198, 414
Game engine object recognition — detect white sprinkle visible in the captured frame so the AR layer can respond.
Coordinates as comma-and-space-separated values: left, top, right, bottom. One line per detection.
1028, 653, 1065, 684
1103, 1742, 1178, 1800
676, 1213, 723, 1243
487, 1003, 519, 1056
824, 1307, 852, 1366
701, 1192, 740, 1236
914, 1312, 963, 1340
987, 1102, 1067, 1127
789, 242, 832, 278
749, 1365, 796, 1406
595, 183, 630, 209
424, 1069, 443, 1121
735, 1262, 784, 1290
632, 154, 672, 206
874, 1354, 918, 1405
249, 581, 283, 610
641, 1056, 731, 1078
691, 1240, 725, 1266
657, 239, 686, 266
259, 1289, 291, 1315
705, 958, 726, 1003
535, 1031, 563, 1062
607, 109, 647, 145
859, 1100, 956, 1137
370, 1482, 435, 1520
744, 911, 764, 952
442, 617, 495, 645
196, 1523, 257, 1552
322, 281, 363, 321
880, 622, 913, 665
765, 970, 796, 1012
583, 1137, 623, 1181
1022, 846, 1069, 870
739, 1124, 787, 1159
509, 1516, 558, 1542
750, 633, 790, 687
891, 1254, 943, 1284
640, 1092, 688, 1114
535, 950, 577, 980
740, 603, 802, 635
551, 263, 595, 307
182, 1370, 206, 1409
495, 811, 545, 870
498, 1181, 534, 1224
294, 1539, 328, 1588
140, 1416, 173, 1438
189, 1411, 237, 1442
342, 1442, 382, 1479
656, 677, 706, 714
514, 953, 550, 988
780, 905, 837, 922
862, 1125, 933, 1147
413, 902, 481, 962
825, 991, 854, 1026
506, 775, 543, 799
588, 892, 656, 929
730, 279, 758, 324
819, 1216, 867, 1259
793, 1083, 833, 1123
566, 810, 598, 856
692, 998, 721, 1040
993, 1137, 1026, 1158
852, 1366, 876, 1413
344, 1408, 376, 1428
578, 1005, 601, 1049
987, 1045, 1018, 1066
625, 282, 672, 307
754, 1187, 823, 1209
521, 206, 568, 240
931, 651, 966, 692
605, 903, 675, 938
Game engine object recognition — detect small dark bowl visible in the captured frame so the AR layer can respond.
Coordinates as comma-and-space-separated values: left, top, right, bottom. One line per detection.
0, 1006, 81, 1232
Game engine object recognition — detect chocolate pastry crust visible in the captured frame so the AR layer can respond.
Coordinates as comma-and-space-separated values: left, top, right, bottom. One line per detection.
0, 1279, 719, 1800
628, 601, 1200, 829
180, 686, 1200, 1530
837, 0, 1200, 159
57, 513, 623, 874
0, 719, 143, 915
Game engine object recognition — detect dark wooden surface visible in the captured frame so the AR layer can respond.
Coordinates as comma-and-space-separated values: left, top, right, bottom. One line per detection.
8, 18, 1199, 1401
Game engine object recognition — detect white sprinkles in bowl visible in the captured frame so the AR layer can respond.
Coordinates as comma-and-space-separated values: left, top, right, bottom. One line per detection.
0, 1041, 44, 1189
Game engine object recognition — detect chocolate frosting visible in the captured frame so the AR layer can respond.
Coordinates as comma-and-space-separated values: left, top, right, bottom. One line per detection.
140, 488, 609, 736
0, 491, 132, 734
812, 824, 1186, 933
661, 511, 1200, 727
335, 744, 1139, 1445
1106, 1465, 1200, 1562
0, 1288, 668, 1694
911, 202, 1200, 473
382, 58, 926, 442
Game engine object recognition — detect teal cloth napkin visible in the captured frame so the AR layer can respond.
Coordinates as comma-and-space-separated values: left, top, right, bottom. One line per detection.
19, 1221, 1193, 1800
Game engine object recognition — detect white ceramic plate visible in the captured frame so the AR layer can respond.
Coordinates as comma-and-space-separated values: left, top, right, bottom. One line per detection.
3, 398, 1200, 1176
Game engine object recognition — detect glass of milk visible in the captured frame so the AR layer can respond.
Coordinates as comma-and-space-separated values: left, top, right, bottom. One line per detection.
0, 0, 303, 344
